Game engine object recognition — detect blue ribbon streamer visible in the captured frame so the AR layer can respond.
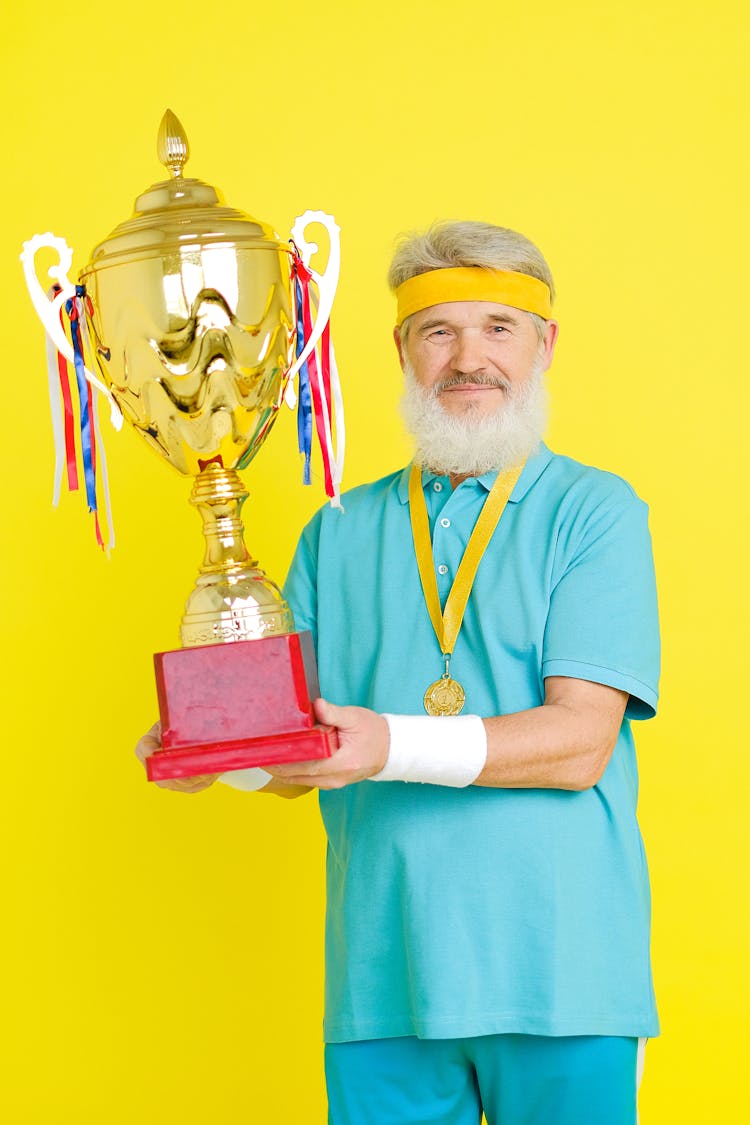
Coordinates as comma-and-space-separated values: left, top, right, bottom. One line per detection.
294, 273, 313, 486
66, 288, 97, 513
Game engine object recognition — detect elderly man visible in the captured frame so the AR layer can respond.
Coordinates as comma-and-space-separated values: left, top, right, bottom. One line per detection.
138, 221, 659, 1125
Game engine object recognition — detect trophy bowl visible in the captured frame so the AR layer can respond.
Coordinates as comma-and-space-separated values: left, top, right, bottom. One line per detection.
22, 110, 343, 779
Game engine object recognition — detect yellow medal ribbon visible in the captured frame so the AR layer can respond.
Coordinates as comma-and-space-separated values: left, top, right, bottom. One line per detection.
408, 462, 524, 714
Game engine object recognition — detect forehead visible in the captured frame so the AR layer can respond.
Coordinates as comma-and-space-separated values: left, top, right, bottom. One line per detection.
410, 300, 528, 331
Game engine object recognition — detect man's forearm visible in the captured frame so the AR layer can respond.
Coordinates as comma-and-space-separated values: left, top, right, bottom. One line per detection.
478, 684, 626, 791
265, 679, 628, 792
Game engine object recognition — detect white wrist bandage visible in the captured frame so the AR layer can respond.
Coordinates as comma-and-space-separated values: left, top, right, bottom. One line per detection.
218, 767, 273, 792
373, 714, 487, 787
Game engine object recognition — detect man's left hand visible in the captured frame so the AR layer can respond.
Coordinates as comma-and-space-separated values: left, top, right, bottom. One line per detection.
266, 698, 389, 789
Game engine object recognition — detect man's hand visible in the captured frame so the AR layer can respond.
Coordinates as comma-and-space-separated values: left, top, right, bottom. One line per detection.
266, 698, 389, 790
134, 721, 219, 794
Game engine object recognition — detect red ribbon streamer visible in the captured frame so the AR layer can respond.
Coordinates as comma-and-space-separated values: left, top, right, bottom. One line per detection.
56, 346, 79, 492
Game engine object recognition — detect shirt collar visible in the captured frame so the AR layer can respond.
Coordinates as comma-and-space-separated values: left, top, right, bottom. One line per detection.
395, 442, 554, 505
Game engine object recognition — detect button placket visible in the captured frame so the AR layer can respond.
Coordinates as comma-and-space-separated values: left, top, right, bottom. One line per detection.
430, 479, 473, 591
432, 485, 485, 589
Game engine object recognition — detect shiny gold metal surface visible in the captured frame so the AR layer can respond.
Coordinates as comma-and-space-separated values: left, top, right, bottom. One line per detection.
423, 676, 466, 716
80, 110, 294, 480
157, 109, 190, 177
78, 111, 301, 642
181, 464, 294, 647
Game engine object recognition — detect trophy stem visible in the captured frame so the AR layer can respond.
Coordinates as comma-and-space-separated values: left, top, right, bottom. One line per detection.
192, 463, 254, 574
180, 464, 294, 648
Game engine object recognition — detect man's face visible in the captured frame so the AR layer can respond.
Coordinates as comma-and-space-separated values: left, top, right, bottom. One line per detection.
395, 300, 558, 420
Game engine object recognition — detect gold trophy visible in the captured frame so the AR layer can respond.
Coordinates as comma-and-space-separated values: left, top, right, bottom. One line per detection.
22, 110, 342, 780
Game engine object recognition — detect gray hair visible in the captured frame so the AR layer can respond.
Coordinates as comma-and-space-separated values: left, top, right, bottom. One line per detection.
388, 221, 554, 341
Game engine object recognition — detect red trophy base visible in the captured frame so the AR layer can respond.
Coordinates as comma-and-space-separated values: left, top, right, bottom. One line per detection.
146, 630, 338, 782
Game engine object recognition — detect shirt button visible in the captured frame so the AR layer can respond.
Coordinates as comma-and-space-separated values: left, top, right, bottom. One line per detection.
438, 564, 449, 575
433, 481, 443, 492
440, 517, 451, 528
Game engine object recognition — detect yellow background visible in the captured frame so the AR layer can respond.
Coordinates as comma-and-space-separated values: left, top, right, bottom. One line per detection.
2, 1, 748, 1120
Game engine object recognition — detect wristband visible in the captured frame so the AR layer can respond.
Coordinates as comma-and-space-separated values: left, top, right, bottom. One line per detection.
372, 714, 487, 787
218, 767, 273, 792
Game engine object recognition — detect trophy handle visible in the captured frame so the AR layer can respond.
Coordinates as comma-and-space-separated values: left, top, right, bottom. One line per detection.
20, 233, 123, 429
285, 210, 341, 387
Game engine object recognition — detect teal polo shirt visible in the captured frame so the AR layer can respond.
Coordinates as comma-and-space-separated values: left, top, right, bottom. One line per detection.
284, 443, 660, 1043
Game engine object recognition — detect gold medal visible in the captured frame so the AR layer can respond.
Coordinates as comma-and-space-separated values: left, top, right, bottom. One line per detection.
409, 462, 524, 719
423, 674, 466, 716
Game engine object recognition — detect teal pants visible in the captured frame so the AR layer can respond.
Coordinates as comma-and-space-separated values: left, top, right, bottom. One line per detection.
325, 1034, 640, 1125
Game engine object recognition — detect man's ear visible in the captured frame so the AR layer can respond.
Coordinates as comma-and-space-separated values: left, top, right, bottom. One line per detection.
540, 320, 559, 373
393, 326, 406, 371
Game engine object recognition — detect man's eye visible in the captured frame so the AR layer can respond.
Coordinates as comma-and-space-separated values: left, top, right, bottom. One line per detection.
490, 325, 507, 334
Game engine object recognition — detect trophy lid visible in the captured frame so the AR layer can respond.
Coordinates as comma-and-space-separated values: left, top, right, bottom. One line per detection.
83, 110, 282, 271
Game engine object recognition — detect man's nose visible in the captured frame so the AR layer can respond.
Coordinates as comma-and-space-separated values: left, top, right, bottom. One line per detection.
451, 330, 487, 374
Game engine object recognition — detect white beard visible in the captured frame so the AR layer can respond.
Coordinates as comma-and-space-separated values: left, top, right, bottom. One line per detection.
399, 359, 548, 477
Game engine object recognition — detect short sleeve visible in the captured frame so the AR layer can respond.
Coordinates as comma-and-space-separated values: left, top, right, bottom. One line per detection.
283, 514, 321, 646
541, 486, 660, 720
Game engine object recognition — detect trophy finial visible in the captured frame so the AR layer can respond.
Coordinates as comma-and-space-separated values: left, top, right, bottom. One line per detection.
157, 109, 190, 179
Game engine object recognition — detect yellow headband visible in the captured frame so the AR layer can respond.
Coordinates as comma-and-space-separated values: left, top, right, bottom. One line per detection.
395, 267, 553, 326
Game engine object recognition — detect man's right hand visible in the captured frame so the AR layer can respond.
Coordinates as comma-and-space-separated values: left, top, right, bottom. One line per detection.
134, 721, 218, 794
